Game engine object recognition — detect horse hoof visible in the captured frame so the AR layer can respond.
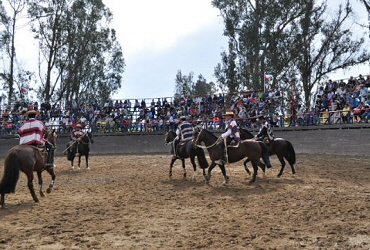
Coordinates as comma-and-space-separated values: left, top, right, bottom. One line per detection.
86, 167, 91, 170
46, 188, 52, 194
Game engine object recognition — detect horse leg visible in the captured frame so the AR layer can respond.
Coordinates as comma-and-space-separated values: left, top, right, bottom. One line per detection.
37, 171, 45, 197
277, 156, 286, 178
1, 193, 6, 209
78, 155, 82, 171
181, 159, 186, 178
85, 155, 90, 170
290, 161, 296, 177
169, 158, 176, 178
45, 168, 56, 194
243, 158, 252, 175
71, 157, 75, 170
206, 162, 217, 183
190, 157, 197, 181
218, 163, 230, 185
25, 173, 39, 203
250, 162, 259, 183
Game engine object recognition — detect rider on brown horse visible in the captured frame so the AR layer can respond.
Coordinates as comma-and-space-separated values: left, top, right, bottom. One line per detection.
18, 109, 55, 169
70, 124, 87, 157
173, 116, 193, 158
255, 115, 274, 144
218, 111, 241, 164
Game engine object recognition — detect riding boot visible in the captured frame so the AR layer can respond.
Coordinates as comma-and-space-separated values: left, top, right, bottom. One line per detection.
218, 140, 227, 164
45, 142, 55, 169
173, 138, 179, 158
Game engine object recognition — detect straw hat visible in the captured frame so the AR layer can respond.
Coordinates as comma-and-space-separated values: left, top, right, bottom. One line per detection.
24, 110, 40, 116
76, 124, 82, 128
225, 111, 235, 116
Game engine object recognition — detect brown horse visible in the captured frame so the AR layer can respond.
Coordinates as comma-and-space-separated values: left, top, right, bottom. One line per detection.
0, 129, 58, 209
164, 130, 208, 180
66, 132, 94, 171
239, 128, 296, 177
192, 127, 271, 184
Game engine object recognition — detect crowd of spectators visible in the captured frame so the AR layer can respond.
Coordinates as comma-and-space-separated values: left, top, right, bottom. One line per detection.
1, 74, 370, 136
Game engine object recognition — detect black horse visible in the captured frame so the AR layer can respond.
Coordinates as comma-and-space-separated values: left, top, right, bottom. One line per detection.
0, 129, 58, 209
240, 128, 296, 177
164, 130, 208, 180
192, 127, 271, 184
66, 132, 94, 171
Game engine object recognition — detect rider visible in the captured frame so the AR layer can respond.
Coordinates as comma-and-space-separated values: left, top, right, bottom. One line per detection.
255, 115, 274, 143
173, 116, 193, 158
218, 111, 241, 164
18, 109, 55, 169
70, 123, 87, 156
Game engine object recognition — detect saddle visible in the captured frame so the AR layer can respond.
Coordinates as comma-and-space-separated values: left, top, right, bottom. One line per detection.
227, 140, 240, 148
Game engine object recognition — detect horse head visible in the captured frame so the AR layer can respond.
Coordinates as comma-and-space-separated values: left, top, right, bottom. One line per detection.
164, 130, 176, 145
45, 129, 58, 147
87, 132, 94, 144
192, 126, 203, 145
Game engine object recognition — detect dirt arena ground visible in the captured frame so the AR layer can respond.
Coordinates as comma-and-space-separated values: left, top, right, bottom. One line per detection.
0, 153, 369, 250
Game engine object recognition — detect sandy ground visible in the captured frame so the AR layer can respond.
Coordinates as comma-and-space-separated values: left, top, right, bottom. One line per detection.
0, 153, 369, 250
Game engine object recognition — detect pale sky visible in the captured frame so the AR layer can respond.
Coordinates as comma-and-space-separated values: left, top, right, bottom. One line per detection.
103, 0, 228, 100
9, 0, 370, 101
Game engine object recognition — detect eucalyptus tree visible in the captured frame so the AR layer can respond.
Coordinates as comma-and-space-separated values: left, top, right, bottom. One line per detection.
294, 0, 370, 107
0, 0, 28, 104
193, 74, 216, 97
28, 0, 124, 103
212, 0, 370, 109
174, 70, 194, 99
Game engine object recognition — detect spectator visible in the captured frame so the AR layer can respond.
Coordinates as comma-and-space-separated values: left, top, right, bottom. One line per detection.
341, 103, 351, 124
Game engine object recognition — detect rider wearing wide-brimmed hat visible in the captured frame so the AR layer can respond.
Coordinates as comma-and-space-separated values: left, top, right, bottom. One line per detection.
255, 114, 274, 142
218, 111, 241, 163
70, 123, 87, 156
18, 109, 55, 169
173, 116, 193, 158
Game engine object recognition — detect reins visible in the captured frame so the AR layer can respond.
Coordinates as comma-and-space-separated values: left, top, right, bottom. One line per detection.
193, 129, 220, 149
164, 132, 175, 146
62, 140, 76, 153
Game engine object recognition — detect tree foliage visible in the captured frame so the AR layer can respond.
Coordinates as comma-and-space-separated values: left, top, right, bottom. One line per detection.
27, 0, 125, 103
174, 70, 216, 99
212, 0, 370, 109
0, 0, 30, 104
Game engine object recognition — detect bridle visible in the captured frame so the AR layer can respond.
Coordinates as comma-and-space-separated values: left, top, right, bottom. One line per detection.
164, 131, 174, 145
192, 128, 220, 149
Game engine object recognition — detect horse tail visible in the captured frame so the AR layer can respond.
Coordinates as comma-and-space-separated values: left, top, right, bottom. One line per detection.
0, 151, 21, 194
195, 147, 208, 169
286, 140, 296, 165
259, 141, 272, 168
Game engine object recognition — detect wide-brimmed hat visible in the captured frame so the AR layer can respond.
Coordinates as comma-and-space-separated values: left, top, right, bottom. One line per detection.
24, 110, 40, 116
180, 116, 186, 120
258, 115, 266, 120
224, 111, 235, 116
76, 124, 82, 127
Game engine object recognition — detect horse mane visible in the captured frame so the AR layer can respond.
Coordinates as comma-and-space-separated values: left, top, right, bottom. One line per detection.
202, 128, 217, 139
240, 128, 254, 139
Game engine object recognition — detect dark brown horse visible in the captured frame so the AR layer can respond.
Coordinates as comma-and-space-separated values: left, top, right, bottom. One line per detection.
165, 130, 208, 180
192, 127, 271, 184
240, 128, 296, 177
0, 129, 58, 209
66, 132, 94, 171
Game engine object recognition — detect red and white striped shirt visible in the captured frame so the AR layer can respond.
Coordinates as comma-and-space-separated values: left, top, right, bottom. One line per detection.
18, 119, 46, 145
